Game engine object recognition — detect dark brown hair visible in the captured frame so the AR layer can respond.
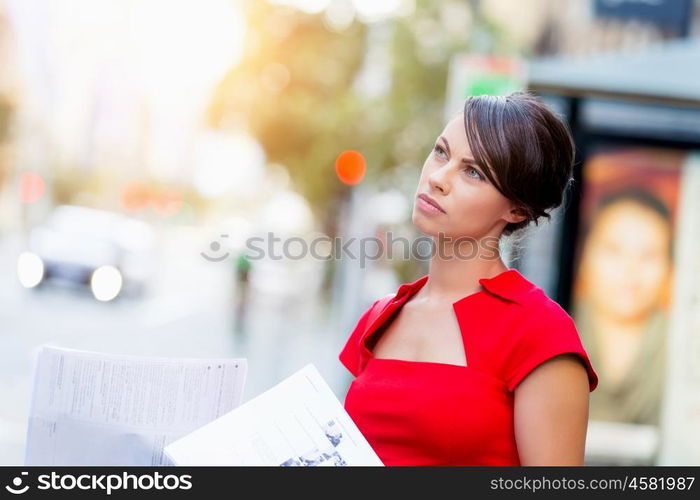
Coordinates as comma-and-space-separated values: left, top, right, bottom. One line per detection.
462, 91, 575, 236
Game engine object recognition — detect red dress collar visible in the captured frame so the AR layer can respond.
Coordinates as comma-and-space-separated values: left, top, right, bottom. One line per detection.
360, 268, 537, 361
395, 268, 535, 305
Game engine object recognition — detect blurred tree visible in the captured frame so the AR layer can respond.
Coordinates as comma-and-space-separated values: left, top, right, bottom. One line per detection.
0, 95, 9, 140
207, 0, 511, 280
207, 2, 367, 228
0, 95, 11, 198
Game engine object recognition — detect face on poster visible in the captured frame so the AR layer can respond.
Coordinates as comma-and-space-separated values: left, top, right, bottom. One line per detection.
571, 146, 683, 427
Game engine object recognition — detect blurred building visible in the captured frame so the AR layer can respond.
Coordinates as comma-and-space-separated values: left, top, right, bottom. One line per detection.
0, 3, 18, 210
522, 36, 700, 465
482, 0, 700, 57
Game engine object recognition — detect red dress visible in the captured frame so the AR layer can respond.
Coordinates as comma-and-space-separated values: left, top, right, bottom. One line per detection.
339, 269, 598, 466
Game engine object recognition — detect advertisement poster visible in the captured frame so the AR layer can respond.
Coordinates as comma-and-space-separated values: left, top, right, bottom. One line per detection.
570, 147, 685, 462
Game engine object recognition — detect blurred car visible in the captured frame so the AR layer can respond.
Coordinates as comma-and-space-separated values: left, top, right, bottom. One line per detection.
16, 205, 156, 301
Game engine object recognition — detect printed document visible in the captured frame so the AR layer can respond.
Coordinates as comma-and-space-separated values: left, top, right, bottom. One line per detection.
25, 345, 247, 465
164, 364, 383, 466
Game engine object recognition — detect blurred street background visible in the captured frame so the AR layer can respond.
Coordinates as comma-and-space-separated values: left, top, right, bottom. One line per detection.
1, 0, 699, 465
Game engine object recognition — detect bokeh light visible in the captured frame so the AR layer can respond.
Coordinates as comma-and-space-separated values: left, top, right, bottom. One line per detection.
153, 188, 183, 218
19, 172, 46, 204
16, 252, 44, 288
335, 150, 366, 186
121, 183, 151, 212
90, 265, 123, 302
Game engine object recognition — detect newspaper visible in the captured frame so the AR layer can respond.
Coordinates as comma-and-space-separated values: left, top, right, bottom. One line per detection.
24, 345, 247, 465
164, 364, 383, 466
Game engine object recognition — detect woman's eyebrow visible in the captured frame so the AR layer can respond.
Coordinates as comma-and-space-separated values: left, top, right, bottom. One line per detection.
439, 136, 484, 168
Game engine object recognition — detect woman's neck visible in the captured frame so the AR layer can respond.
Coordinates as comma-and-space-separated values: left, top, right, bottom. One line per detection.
423, 235, 509, 302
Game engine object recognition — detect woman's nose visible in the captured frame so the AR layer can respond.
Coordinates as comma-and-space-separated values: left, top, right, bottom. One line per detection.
428, 164, 451, 194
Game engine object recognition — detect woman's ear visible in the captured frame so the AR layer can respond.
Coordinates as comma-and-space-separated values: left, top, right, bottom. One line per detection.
504, 205, 529, 224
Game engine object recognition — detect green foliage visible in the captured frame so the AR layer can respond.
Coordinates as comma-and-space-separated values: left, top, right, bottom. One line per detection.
207, 0, 510, 244
208, 2, 367, 225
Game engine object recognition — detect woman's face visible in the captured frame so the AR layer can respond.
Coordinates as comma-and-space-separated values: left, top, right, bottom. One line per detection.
580, 200, 672, 321
412, 113, 524, 240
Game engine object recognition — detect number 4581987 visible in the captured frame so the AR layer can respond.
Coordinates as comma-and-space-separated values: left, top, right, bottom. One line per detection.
628, 477, 695, 490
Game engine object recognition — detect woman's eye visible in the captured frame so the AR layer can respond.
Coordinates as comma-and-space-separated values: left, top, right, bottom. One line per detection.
465, 166, 483, 181
433, 145, 447, 159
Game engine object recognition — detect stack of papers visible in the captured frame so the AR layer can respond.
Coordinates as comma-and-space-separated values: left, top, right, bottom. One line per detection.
25, 346, 247, 465
25, 346, 382, 466
164, 364, 383, 466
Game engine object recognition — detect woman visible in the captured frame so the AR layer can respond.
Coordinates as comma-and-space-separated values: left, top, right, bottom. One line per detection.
339, 92, 599, 466
573, 188, 673, 427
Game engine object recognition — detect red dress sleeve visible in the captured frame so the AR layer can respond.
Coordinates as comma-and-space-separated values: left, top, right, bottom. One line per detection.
503, 305, 599, 393
339, 300, 381, 377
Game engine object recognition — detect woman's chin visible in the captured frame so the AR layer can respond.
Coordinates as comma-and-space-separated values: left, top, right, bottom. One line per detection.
412, 211, 442, 237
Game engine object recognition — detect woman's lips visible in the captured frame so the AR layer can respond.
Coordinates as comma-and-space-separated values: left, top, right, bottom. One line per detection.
416, 193, 446, 215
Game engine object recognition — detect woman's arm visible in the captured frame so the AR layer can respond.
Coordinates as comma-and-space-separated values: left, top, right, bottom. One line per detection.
513, 354, 590, 465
